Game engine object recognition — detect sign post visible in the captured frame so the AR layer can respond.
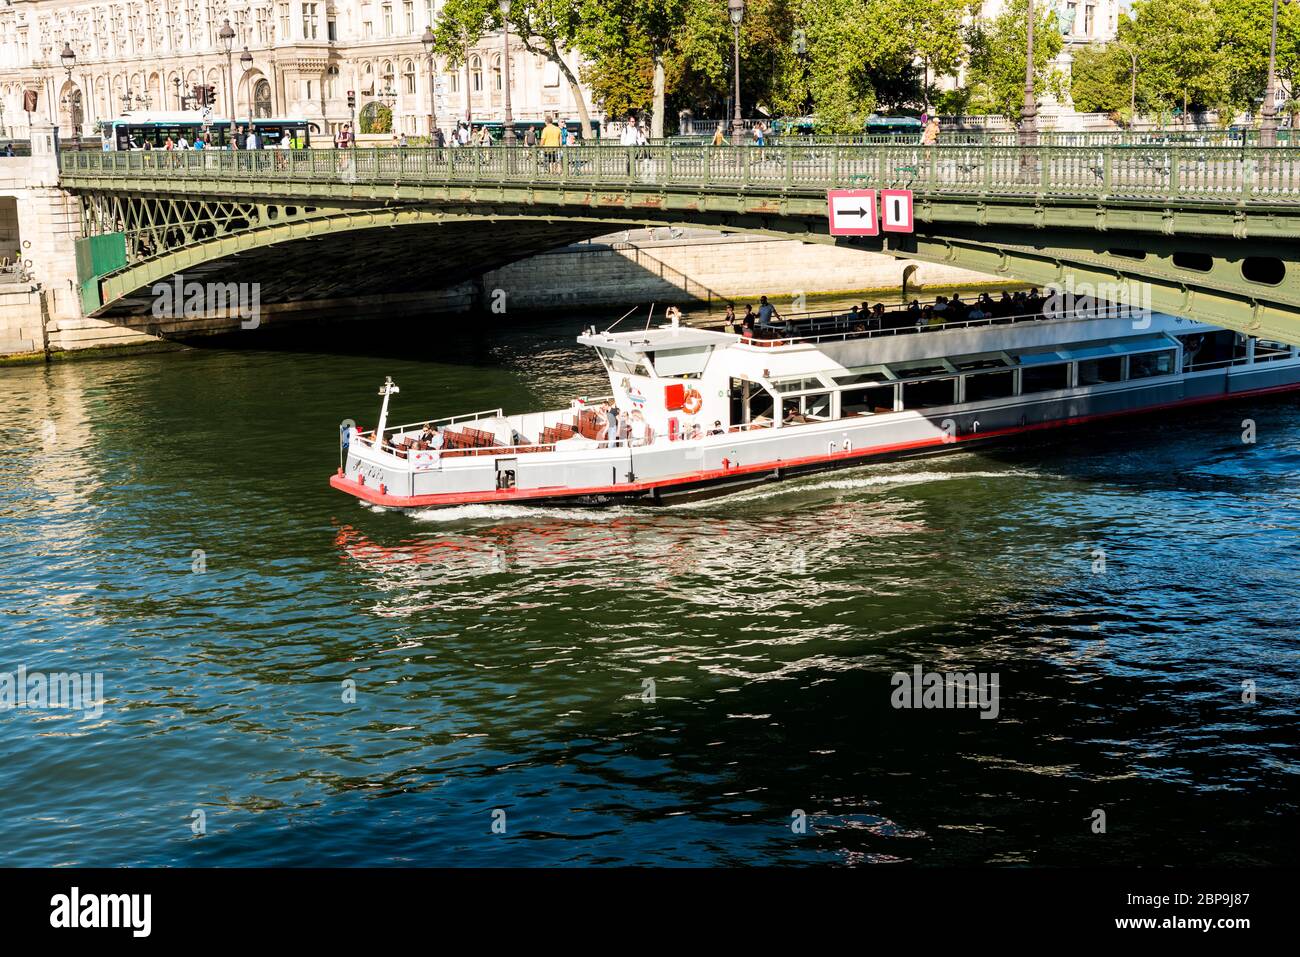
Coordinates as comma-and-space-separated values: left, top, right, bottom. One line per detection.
880, 189, 915, 232
826, 189, 879, 236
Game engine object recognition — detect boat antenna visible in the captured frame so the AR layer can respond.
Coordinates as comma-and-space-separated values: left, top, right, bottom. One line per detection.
643, 302, 657, 330
602, 304, 639, 334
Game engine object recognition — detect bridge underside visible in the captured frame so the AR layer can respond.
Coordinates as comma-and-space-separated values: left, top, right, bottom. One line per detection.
72, 186, 1300, 346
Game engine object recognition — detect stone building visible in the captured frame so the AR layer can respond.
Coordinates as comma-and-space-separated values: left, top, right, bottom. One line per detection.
0, 0, 600, 141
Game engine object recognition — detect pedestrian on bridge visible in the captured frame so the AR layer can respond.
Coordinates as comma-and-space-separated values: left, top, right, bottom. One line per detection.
922, 117, 939, 147
712, 123, 729, 146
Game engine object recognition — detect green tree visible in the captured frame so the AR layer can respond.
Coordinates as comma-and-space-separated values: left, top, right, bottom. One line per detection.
965, 0, 1064, 118
1126, 0, 1225, 117
1213, 0, 1300, 114
436, 0, 597, 139
1069, 41, 1133, 116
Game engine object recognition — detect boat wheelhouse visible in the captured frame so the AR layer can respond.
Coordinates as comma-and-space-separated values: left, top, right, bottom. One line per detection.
330, 304, 1300, 509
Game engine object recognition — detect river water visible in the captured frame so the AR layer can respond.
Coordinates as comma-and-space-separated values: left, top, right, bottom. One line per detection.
1, 315, 1297, 866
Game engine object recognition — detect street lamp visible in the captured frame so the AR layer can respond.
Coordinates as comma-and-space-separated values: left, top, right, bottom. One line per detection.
729, 0, 745, 139
241, 46, 254, 134
59, 43, 77, 141
1021, 0, 1037, 146
1261, 0, 1295, 147
422, 26, 436, 138
218, 18, 236, 147
173, 75, 182, 110
499, 0, 517, 145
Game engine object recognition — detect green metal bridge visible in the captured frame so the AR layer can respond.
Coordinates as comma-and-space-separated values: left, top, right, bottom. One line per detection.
57, 144, 1300, 345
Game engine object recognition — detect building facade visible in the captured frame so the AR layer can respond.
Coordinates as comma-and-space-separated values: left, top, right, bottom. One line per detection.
0, 0, 600, 141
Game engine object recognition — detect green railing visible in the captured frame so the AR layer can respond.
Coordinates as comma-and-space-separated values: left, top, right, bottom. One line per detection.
58, 144, 1300, 203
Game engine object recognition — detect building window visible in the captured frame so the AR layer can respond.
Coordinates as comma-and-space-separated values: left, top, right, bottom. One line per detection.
404, 60, 416, 94
301, 3, 318, 40
492, 54, 502, 91
404, 1, 414, 33
383, 4, 393, 36
362, 21, 373, 39
1084, 4, 1094, 36
471, 56, 482, 92
447, 72, 458, 94
425, 0, 435, 27
279, 4, 290, 40
328, 17, 337, 41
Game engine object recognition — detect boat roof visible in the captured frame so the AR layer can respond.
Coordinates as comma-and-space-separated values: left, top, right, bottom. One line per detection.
577, 326, 738, 353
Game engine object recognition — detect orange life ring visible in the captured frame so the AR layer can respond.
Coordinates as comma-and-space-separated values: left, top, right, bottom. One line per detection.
682, 389, 703, 415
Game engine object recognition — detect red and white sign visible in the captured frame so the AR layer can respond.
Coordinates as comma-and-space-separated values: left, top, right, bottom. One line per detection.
880, 189, 915, 233
827, 189, 879, 236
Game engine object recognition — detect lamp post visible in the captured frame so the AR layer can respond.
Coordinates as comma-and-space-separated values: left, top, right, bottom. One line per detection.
59, 42, 77, 142
240, 46, 254, 136
422, 26, 436, 138
1261, 0, 1294, 147
173, 75, 182, 110
218, 18, 236, 147
499, 0, 516, 145
1020, 0, 1037, 147
729, 0, 745, 139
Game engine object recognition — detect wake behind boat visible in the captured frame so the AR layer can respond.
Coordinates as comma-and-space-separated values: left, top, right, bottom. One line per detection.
329, 295, 1300, 509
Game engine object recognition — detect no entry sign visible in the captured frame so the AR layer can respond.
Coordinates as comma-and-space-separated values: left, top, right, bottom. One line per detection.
827, 189, 879, 236
881, 189, 915, 232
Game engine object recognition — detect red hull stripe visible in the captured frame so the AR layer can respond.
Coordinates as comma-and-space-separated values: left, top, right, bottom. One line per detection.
330, 381, 1300, 508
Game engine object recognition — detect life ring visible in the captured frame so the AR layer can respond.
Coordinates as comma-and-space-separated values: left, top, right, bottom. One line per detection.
681, 389, 703, 415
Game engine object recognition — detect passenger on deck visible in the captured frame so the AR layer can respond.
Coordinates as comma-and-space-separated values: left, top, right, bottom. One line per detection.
419, 422, 437, 444
604, 402, 620, 448
757, 295, 782, 331
688, 423, 705, 440
665, 305, 683, 327
998, 291, 1014, 315
707, 420, 725, 436
724, 303, 738, 331
907, 300, 922, 322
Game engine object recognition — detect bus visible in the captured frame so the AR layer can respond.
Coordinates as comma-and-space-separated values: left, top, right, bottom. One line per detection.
475, 118, 597, 142
98, 111, 319, 150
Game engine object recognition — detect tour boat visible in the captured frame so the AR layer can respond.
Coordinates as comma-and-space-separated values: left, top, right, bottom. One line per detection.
329, 302, 1300, 509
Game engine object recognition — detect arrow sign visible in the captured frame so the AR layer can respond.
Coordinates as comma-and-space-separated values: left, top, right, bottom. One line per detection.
827, 189, 879, 236
881, 189, 915, 233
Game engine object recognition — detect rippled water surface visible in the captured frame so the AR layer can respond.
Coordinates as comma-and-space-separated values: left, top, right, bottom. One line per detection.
1, 316, 1297, 866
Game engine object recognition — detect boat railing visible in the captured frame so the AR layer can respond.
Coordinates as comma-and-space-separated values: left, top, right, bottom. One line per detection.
732, 305, 1146, 350
385, 407, 506, 435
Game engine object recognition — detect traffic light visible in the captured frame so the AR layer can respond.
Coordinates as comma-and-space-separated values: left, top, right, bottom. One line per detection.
346, 90, 356, 110
192, 85, 206, 107
206, 86, 217, 108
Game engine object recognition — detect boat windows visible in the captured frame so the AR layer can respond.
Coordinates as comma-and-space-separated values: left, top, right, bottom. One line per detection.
954, 353, 1013, 372
841, 384, 897, 415
832, 365, 894, 386
964, 370, 1016, 402
889, 358, 954, 379
1020, 363, 1071, 393
782, 392, 832, 420
1129, 349, 1177, 378
648, 346, 712, 379
772, 375, 829, 393
597, 347, 652, 377
1077, 356, 1124, 386
902, 377, 957, 409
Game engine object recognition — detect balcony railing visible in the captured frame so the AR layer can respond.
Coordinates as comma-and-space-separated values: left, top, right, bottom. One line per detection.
57, 143, 1300, 203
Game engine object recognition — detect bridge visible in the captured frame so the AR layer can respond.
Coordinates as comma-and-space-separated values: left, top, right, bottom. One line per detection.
56, 143, 1300, 346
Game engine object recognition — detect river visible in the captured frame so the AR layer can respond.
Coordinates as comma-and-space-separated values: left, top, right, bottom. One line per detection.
1, 314, 1297, 865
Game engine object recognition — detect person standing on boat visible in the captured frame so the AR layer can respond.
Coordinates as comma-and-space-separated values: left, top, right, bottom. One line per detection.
604, 402, 620, 448
757, 295, 782, 333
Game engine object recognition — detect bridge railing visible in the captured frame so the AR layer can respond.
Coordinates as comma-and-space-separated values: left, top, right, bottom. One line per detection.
57, 144, 1300, 202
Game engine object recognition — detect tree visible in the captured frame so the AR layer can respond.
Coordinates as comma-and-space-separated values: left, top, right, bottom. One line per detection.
1126, 0, 1225, 118
436, 0, 598, 140
1213, 0, 1300, 114
965, 0, 1064, 118
432, 0, 495, 123
1069, 41, 1132, 116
